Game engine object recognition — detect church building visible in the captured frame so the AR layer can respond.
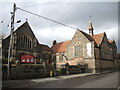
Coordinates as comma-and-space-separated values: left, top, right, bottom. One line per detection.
51, 20, 117, 73
2, 21, 55, 65
2, 20, 119, 74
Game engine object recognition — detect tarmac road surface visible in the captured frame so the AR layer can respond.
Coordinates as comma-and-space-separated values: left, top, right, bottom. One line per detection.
2, 71, 119, 89
31, 71, 119, 88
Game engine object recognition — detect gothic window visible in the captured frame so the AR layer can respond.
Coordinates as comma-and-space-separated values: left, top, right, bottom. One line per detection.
30, 41, 32, 49
22, 36, 24, 48
27, 38, 29, 48
28, 39, 30, 47
21, 36, 24, 48
20, 37, 22, 48
25, 37, 27, 48
16, 35, 32, 49
74, 42, 82, 57
23, 36, 25, 48
16, 37, 19, 47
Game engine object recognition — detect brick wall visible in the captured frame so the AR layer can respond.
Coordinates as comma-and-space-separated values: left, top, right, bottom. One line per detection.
95, 59, 114, 73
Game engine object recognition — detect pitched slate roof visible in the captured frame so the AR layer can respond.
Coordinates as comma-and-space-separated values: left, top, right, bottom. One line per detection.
4, 21, 39, 43
40, 44, 53, 52
51, 40, 70, 53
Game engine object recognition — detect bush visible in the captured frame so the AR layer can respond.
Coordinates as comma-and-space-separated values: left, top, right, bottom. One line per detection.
2, 64, 56, 80
2, 58, 16, 64
2, 58, 8, 64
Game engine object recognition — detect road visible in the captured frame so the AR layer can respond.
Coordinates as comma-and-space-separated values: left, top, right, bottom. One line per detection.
3, 71, 119, 89
30, 72, 119, 88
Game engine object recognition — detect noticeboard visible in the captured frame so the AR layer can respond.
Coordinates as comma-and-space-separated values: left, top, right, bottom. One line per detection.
21, 54, 35, 63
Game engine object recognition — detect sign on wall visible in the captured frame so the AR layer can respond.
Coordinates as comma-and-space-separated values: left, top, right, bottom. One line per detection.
21, 54, 35, 63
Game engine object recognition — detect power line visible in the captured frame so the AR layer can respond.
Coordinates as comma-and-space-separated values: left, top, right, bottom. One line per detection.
1, 8, 12, 39
15, 7, 118, 43
1, 18, 11, 39
20, 2, 58, 9
1, 8, 12, 25
20, 3, 49, 8
16, 7, 78, 30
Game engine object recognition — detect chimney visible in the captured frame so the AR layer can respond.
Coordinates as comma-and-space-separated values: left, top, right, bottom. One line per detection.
53, 40, 57, 46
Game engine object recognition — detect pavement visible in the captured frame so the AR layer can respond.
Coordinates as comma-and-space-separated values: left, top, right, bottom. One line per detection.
3, 73, 94, 88
35, 71, 119, 88
31, 73, 94, 83
2, 70, 118, 88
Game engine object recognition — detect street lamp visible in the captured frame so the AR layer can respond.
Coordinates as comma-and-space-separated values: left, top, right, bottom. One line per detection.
16, 20, 21, 23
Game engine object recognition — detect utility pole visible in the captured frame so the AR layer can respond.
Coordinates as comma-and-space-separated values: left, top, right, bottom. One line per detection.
7, 3, 16, 80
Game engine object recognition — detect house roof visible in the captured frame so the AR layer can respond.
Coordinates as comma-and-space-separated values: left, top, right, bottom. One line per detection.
108, 40, 113, 44
51, 31, 106, 53
92, 33, 104, 45
92, 33, 114, 45
40, 44, 53, 52
79, 30, 95, 42
51, 40, 70, 53
51, 31, 115, 53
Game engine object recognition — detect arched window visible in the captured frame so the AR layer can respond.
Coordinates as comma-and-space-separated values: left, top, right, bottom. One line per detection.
28, 38, 30, 48
26, 37, 28, 46
74, 42, 82, 57
16, 35, 32, 49
25, 36, 26, 47
30, 41, 32, 49
19, 37, 22, 47
23, 36, 25, 48
21, 36, 24, 48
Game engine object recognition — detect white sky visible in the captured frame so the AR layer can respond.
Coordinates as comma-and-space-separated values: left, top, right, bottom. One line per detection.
0, 0, 119, 52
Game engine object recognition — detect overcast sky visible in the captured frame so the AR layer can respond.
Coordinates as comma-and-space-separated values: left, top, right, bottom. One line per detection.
0, 1, 119, 52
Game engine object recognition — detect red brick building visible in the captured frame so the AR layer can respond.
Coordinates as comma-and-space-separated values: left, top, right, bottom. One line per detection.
51, 21, 119, 73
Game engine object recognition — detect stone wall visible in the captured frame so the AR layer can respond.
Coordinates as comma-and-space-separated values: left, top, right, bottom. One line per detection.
2, 64, 55, 80
67, 30, 95, 60
84, 59, 95, 73
56, 57, 96, 73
